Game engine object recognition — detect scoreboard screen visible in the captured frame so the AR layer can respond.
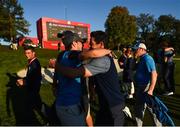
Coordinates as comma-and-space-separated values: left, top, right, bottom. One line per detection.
46, 22, 88, 41
36, 17, 90, 49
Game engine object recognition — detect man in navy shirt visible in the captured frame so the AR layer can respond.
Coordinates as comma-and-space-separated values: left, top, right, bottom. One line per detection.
132, 43, 162, 126
53, 31, 87, 126
16, 46, 46, 124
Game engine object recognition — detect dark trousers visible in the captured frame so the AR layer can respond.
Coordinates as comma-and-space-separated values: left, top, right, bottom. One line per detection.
163, 62, 175, 92
27, 92, 42, 110
95, 103, 125, 126
110, 103, 125, 126
95, 105, 114, 126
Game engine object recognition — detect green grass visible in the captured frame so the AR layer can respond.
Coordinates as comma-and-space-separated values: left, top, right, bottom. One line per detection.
114, 50, 180, 126
0, 45, 180, 125
0, 45, 58, 125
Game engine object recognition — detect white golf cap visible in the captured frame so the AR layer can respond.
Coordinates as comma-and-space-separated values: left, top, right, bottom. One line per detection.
132, 43, 147, 50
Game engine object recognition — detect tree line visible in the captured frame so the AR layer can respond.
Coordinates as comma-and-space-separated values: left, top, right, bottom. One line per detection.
105, 6, 180, 52
0, 1, 180, 52
0, 0, 29, 43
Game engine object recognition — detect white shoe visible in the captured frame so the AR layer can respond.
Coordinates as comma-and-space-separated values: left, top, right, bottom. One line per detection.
41, 103, 47, 116
123, 106, 132, 118
163, 92, 174, 96
135, 117, 143, 127
130, 82, 135, 94
127, 94, 133, 99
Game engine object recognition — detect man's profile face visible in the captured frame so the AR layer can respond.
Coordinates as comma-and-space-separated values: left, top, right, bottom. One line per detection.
24, 49, 35, 60
134, 48, 143, 57
90, 37, 101, 49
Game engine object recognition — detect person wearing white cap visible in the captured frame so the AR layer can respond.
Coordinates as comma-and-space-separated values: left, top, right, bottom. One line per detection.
132, 42, 162, 126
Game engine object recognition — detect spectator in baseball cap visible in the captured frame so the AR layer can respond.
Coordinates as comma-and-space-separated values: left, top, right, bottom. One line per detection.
57, 30, 82, 49
132, 43, 147, 51
132, 41, 161, 126
54, 30, 86, 125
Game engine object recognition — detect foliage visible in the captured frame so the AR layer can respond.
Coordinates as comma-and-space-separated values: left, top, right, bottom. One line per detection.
136, 14, 156, 51
136, 13, 156, 48
22, 39, 33, 46
0, 0, 30, 42
154, 15, 180, 52
136, 13, 180, 53
105, 6, 137, 49
136, 13, 155, 37
155, 15, 176, 36
173, 19, 180, 51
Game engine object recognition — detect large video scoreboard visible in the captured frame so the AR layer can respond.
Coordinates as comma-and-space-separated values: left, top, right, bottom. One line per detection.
37, 17, 90, 50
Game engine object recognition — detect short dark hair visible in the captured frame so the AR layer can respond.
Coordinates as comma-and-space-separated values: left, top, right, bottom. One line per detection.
161, 41, 169, 48
24, 46, 35, 51
90, 31, 107, 47
57, 30, 82, 49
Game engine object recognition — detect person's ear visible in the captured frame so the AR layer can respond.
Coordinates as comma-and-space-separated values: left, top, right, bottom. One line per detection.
100, 42, 104, 48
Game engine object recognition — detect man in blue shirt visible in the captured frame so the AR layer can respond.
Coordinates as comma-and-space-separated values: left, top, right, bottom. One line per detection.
132, 43, 162, 126
53, 31, 111, 126
56, 31, 125, 126
53, 31, 86, 126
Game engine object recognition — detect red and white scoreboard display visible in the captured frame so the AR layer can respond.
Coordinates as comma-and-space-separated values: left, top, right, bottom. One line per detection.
37, 17, 91, 50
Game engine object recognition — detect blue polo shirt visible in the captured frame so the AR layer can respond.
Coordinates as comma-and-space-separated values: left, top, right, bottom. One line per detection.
135, 53, 156, 86
55, 51, 82, 106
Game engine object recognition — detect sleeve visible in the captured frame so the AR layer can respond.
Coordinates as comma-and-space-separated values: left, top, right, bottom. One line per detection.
129, 58, 136, 70
164, 50, 175, 57
68, 51, 81, 60
56, 51, 65, 62
84, 56, 110, 76
118, 55, 124, 68
146, 57, 156, 73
